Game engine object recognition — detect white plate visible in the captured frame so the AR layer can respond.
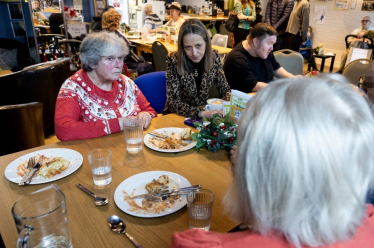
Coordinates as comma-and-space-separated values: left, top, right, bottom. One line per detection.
114, 171, 191, 218
5, 148, 83, 184
144, 127, 197, 153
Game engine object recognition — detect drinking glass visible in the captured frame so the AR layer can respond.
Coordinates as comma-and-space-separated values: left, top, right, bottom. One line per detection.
187, 189, 215, 231
88, 149, 112, 186
123, 118, 143, 154
12, 184, 73, 248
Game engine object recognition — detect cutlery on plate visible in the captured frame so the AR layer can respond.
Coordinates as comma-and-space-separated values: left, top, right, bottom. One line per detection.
108, 215, 143, 248
148, 131, 169, 139
144, 192, 183, 202
18, 157, 35, 186
130, 185, 201, 199
76, 184, 109, 206
24, 158, 42, 184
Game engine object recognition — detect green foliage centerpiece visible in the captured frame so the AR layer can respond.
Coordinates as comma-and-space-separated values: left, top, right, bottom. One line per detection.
191, 114, 237, 152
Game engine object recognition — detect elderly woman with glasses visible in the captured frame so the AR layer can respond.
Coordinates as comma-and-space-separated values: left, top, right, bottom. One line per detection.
55, 32, 157, 141
172, 75, 374, 247
163, 19, 231, 118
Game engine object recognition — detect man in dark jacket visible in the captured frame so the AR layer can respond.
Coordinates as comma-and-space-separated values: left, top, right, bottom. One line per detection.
265, 0, 294, 51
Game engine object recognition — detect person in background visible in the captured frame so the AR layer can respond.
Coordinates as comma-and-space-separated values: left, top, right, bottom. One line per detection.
285, 0, 310, 52
32, 0, 41, 12
265, 0, 294, 51
142, 3, 162, 33
102, 8, 154, 75
338, 16, 374, 72
91, 5, 114, 32
233, 0, 256, 47
165, 2, 185, 30
172, 75, 374, 248
300, 26, 319, 71
224, 23, 301, 93
163, 19, 231, 118
55, 32, 157, 141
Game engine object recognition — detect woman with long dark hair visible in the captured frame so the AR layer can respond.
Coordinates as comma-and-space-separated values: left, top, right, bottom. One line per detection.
163, 19, 231, 118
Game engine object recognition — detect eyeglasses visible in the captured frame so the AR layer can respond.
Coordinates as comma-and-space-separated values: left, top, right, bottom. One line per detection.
362, 20, 370, 23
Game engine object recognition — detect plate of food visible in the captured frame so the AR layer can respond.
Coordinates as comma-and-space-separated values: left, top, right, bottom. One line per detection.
5, 148, 83, 184
144, 127, 197, 153
114, 171, 191, 218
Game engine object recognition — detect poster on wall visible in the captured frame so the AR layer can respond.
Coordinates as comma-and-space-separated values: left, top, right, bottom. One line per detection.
11, 22, 26, 37
8, 3, 23, 20
362, 0, 374, 11
335, 0, 350, 9
314, 6, 327, 24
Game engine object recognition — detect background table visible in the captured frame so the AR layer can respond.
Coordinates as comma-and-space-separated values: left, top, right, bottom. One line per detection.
128, 38, 232, 56
314, 54, 336, 73
0, 114, 237, 248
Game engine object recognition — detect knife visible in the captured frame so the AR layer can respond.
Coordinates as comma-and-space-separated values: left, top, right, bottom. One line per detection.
24, 162, 41, 184
130, 185, 201, 199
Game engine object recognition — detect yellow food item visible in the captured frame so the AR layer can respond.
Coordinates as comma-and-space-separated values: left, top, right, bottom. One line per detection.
181, 128, 192, 140
145, 175, 169, 193
38, 157, 70, 178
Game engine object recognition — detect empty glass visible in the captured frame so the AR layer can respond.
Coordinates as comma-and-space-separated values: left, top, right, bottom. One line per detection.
187, 189, 215, 231
123, 118, 143, 154
88, 149, 112, 186
12, 184, 73, 248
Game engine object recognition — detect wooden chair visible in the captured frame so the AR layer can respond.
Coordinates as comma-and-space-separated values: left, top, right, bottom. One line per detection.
152, 41, 168, 72
0, 102, 45, 156
273, 49, 304, 76
342, 59, 372, 85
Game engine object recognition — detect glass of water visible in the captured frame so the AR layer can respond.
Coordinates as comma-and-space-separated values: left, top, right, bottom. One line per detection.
123, 118, 143, 154
187, 189, 215, 231
88, 149, 112, 186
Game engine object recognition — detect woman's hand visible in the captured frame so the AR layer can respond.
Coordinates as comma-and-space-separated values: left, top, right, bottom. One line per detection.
137, 112, 152, 128
230, 145, 238, 173
198, 109, 223, 119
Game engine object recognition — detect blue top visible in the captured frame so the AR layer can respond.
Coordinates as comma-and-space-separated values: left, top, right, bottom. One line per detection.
300, 38, 312, 59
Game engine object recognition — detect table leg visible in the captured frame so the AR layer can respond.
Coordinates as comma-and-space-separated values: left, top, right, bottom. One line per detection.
320, 58, 326, 73
329, 56, 335, 73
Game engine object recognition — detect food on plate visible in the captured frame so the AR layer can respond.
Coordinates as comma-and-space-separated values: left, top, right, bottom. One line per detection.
145, 175, 170, 193
181, 128, 192, 140
209, 100, 223, 105
148, 129, 191, 149
38, 157, 70, 178
123, 175, 182, 214
16, 155, 70, 179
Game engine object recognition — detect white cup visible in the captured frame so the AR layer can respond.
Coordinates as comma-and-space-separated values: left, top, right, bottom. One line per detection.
204, 98, 224, 111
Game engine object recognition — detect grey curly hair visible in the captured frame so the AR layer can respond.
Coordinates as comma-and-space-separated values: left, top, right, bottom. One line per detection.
79, 31, 128, 72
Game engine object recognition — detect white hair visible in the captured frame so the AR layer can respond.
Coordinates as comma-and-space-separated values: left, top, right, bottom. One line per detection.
224, 75, 374, 247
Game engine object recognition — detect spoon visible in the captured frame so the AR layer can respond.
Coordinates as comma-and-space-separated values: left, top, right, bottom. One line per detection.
108, 215, 143, 248
75, 184, 109, 206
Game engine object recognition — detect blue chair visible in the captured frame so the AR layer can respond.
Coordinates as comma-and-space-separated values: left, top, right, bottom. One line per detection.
134, 71, 167, 114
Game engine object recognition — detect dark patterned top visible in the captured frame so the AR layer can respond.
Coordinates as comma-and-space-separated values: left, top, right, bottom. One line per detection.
163, 50, 231, 117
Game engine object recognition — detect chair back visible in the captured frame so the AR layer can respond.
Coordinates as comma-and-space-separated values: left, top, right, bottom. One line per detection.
152, 41, 168, 72
273, 49, 304, 76
219, 24, 233, 48
211, 34, 228, 48
0, 102, 45, 156
0, 59, 70, 136
134, 71, 167, 113
342, 59, 372, 85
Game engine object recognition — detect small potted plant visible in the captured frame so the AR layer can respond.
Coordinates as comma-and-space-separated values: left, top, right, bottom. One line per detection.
313, 42, 325, 55
120, 23, 130, 33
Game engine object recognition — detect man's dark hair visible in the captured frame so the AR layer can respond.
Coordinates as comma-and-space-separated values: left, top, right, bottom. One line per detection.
247, 23, 278, 43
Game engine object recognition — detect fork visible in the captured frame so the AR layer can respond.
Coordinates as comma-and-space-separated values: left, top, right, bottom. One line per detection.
18, 157, 35, 186
25, 157, 42, 185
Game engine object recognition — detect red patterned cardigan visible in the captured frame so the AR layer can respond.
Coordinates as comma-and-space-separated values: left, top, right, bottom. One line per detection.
55, 70, 157, 141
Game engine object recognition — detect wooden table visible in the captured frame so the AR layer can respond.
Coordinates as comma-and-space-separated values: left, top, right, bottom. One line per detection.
0, 114, 237, 248
129, 38, 232, 56
314, 54, 336, 73
167, 14, 228, 22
